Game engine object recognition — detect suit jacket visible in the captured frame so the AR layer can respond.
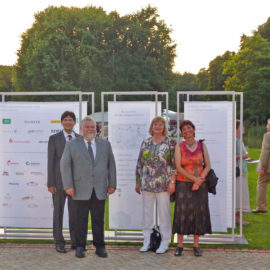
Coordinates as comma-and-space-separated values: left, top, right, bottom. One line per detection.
47, 131, 79, 189
257, 132, 270, 173
60, 136, 117, 200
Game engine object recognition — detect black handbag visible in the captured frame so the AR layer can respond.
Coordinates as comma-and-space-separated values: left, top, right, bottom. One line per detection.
200, 140, 218, 195
150, 226, 161, 252
205, 169, 218, 195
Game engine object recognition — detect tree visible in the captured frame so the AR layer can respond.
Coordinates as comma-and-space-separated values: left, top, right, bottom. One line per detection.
256, 17, 270, 41
207, 51, 235, 91
0, 65, 15, 91
223, 34, 270, 124
169, 72, 198, 110
15, 6, 111, 93
15, 5, 176, 110
196, 68, 209, 91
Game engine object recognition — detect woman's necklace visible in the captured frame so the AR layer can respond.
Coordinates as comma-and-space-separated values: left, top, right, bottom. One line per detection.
185, 140, 196, 147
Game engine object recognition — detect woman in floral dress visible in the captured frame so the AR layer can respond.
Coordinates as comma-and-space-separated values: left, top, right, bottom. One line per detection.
135, 116, 176, 254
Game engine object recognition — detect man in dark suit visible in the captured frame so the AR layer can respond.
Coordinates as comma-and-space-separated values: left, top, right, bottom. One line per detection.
60, 116, 117, 258
47, 111, 79, 253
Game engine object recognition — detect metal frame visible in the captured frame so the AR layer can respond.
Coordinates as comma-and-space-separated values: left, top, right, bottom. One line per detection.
0, 91, 95, 130
0, 91, 247, 244
101, 91, 168, 238
177, 91, 246, 244
101, 91, 168, 137
0, 91, 94, 239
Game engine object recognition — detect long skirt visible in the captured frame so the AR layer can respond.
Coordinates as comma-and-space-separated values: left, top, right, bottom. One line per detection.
236, 175, 251, 213
172, 181, 212, 235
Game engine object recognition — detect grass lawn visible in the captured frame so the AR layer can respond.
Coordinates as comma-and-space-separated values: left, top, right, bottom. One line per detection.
236, 148, 270, 249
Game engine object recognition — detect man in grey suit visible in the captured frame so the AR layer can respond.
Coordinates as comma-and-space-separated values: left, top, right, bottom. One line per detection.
252, 118, 270, 214
60, 116, 116, 258
47, 111, 78, 253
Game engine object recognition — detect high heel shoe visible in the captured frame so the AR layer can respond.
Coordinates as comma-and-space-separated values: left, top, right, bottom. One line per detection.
174, 247, 183, 256
193, 247, 202, 256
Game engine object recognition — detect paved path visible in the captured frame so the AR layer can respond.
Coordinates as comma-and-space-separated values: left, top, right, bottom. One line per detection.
0, 244, 269, 270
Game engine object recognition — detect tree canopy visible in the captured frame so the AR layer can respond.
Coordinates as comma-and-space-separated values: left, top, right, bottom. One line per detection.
0, 65, 15, 91
223, 34, 270, 124
15, 5, 176, 100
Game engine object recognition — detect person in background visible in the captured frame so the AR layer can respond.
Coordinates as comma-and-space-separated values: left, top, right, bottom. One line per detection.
252, 118, 270, 214
169, 120, 212, 257
235, 120, 251, 225
136, 116, 176, 254
60, 116, 116, 259
99, 125, 108, 140
47, 111, 79, 253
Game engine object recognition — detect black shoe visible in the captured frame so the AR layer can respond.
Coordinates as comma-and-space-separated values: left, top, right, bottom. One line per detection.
252, 209, 267, 214
193, 247, 202, 257
56, 246, 67, 253
96, 247, 108, 258
75, 247, 85, 258
174, 247, 183, 256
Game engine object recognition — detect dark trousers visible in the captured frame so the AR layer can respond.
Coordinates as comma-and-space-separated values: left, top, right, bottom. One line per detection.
52, 189, 76, 247
74, 189, 105, 249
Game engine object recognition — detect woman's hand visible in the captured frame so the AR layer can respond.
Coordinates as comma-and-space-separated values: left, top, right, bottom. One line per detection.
193, 176, 204, 186
192, 183, 200, 191
135, 183, 141, 194
168, 181, 176, 195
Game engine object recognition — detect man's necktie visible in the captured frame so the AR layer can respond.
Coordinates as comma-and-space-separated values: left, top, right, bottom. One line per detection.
87, 141, 94, 161
67, 135, 72, 141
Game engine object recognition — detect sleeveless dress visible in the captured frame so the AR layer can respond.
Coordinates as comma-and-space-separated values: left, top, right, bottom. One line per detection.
172, 141, 212, 235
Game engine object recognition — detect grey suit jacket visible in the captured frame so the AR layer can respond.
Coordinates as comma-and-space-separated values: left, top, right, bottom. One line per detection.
257, 132, 270, 173
60, 136, 117, 200
47, 131, 79, 189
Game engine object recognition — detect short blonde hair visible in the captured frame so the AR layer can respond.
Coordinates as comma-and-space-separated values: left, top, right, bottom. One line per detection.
149, 116, 168, 136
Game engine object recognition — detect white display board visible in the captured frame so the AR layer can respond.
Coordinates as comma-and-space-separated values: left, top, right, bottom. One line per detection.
184, 101, 233, 232
0, 102, 87, 228
108, 101, 161, 229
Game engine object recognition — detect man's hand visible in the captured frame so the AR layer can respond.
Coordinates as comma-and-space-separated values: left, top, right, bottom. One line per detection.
48, 186, 57, 194
65, 188, 75, 197
260, 169, 265, 176
108, 186, 116, 195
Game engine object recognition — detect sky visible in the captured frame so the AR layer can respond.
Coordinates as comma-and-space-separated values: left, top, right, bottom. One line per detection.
1, 0, 270, 74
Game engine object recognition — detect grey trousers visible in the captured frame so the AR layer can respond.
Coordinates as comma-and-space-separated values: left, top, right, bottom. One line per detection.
52, 189, 76, 247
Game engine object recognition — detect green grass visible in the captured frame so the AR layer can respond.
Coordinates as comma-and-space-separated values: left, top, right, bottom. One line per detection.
237, 148, 270, 249
1, 148, 270, 249
200, 148, 270, 250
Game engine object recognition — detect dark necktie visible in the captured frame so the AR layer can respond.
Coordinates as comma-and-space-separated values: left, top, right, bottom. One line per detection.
67, 135, 72, 141
87, 141, 94, 161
